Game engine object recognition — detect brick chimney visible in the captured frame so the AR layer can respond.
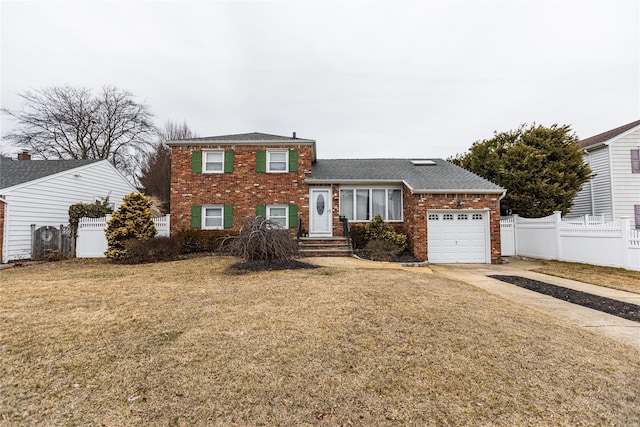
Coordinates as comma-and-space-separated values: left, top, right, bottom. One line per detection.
17, 151, 31, 161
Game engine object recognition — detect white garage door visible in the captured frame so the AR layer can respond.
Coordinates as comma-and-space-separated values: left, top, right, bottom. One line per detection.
427, 210, 489, 263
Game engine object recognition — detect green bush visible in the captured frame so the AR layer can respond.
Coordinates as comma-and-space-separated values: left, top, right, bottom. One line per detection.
105, 193, 156, 260
364, 215, 407, 252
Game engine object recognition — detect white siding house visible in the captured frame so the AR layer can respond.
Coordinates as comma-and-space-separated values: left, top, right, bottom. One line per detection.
570, 120, 640, 228
0, 154, 136, 263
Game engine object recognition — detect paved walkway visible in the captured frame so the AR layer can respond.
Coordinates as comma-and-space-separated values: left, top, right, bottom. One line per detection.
306, 256, 640, 350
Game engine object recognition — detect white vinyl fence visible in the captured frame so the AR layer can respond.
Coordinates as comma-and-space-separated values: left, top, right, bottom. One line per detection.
76, 215, 170, 258
500, 212, 640, 271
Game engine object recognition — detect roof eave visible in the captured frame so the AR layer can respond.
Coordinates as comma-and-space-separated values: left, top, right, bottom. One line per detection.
167, 139, 317, 162
410, 188, 506, 195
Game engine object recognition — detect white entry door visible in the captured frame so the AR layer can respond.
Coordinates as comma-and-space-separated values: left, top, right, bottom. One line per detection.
427, 210, 489, 263
309, 188, 332, 236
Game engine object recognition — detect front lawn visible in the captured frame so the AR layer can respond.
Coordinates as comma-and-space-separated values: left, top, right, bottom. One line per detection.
530, 259, 640, 294
1, 257, 639, 425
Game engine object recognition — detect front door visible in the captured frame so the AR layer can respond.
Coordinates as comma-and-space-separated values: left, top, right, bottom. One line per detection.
309, 188, 332, 236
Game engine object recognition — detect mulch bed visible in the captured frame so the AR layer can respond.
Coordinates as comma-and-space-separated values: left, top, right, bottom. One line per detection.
489, 275, 640, 323
230, 259, 319, 271
354, 249, 422, 263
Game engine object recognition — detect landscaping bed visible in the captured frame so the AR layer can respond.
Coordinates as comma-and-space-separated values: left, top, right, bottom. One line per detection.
490, 275, 640, 322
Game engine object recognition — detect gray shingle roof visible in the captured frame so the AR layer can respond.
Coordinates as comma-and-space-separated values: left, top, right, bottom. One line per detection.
170, 132, 314, 143
0, 155, 101, 190
578, 119, 640, 148
309, 158, 504, 193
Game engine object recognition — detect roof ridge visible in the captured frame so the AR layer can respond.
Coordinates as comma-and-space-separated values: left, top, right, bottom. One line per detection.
578, 119, 640, 148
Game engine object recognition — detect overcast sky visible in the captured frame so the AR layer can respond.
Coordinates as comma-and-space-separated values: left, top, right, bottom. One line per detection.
1, 0, 638, 160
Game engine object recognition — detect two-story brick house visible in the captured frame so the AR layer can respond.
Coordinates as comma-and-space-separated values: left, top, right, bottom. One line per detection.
168, 132, 505, 263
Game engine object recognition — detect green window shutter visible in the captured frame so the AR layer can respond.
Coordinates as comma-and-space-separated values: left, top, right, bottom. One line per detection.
191, 205, 202, 229
191, 150, 202, 173
256, 150, 266, 173
256, 204, 266, 219
224, 150, 234, 173
288, 149, 298, 172
288, 204, 298, 228
223, 205, 233, 228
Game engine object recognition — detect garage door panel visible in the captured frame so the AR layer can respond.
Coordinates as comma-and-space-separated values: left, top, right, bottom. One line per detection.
427, 210, 488, 264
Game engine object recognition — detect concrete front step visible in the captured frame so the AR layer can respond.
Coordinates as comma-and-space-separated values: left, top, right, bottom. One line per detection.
298, 237, 352, 257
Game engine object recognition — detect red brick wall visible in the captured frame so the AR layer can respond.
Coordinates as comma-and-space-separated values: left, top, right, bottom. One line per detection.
170, 144, 313, 232
403, 190, 502, 263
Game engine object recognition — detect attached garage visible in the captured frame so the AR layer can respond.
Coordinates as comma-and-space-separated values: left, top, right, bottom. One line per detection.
427, 210, 490, 263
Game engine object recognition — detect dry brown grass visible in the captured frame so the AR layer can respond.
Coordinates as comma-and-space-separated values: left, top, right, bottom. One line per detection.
1, 257, 639, 426
530, 259, 640, 294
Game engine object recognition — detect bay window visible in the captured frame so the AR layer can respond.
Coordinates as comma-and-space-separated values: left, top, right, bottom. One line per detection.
339, 188, 402, 221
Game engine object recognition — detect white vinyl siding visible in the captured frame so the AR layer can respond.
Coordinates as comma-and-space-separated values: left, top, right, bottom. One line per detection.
339, 187, 403, 222
1, 161, 135, 263
610, 129, 640, 221
570, 147, 613, 220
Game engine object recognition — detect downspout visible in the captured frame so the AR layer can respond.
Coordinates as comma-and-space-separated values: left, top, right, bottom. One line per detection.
0, 197, 8, 264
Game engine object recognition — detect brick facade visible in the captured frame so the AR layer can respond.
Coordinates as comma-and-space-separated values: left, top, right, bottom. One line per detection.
170, 144, 314, 232
170, 143, 502, 263
402, 191, 502, 262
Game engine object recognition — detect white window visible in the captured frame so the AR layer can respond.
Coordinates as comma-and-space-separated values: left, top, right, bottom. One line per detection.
203, 151, 224, 173
267, 205, 288, 228
267, 150, 288, 172
203, 206, 224, 229
339, 188, 403, 221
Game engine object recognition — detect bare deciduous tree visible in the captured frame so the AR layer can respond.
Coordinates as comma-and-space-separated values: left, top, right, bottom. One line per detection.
2, 85, 157, 181
138, 120, 196, 213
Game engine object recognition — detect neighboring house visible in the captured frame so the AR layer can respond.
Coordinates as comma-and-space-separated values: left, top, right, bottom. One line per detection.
168, 132, 505, 263
570, 119, 640, 228
0, 152, 136, 263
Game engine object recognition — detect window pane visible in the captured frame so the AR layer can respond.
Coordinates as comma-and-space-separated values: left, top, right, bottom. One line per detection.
356, 190, 369, 221
268, 206, 287, 228
340, 190, 354, 220
268, 152, 287, 171
388, 189, 402, 220
269, 207, 286, 217
204, 207, 223, 228
205, 152, 223, 172
372, 189, 386, 219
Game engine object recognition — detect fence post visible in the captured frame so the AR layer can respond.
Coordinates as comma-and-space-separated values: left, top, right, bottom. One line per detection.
512, 214, 519, 255
621, 217, 631, 270
553, 211, 562, 260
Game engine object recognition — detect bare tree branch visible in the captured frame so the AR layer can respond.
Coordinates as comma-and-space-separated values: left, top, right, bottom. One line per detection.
1, 85, 158, 182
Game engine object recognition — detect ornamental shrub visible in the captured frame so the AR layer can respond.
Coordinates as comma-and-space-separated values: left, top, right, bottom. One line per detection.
105, 192, 156, 260
230, 217, 298, 262
364, 215, 407, 252
364, 239, 402, 262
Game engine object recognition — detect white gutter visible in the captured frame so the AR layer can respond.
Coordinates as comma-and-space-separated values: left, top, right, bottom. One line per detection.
0, 196, 8, 264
